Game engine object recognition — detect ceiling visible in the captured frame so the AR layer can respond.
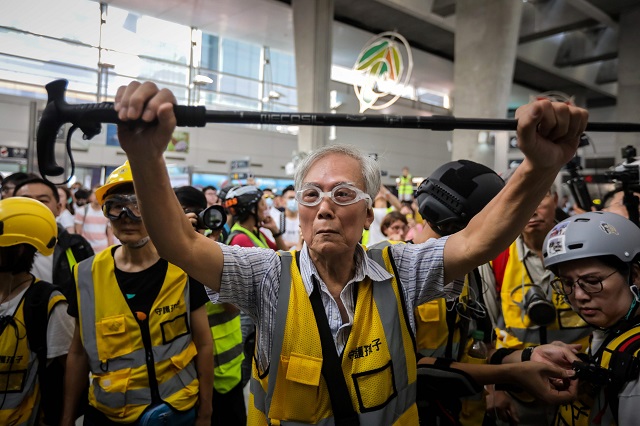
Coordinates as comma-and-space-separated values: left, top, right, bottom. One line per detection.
100, 0, 640, 108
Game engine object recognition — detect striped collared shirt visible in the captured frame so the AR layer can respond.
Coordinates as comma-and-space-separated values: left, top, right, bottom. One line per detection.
212, 237, 461, 371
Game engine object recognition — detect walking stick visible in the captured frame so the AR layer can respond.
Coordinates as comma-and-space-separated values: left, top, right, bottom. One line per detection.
37, 79, 640, 178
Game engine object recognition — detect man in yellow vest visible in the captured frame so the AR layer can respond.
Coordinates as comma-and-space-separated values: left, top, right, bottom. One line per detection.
0, 197, 74, 426
114, 81, 588, 424
61, 163, 214, 425
397, 166, 413, 202
480, 181, 592, 425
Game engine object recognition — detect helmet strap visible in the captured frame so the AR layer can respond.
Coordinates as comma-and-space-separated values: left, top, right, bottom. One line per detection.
625, 285, 640, 322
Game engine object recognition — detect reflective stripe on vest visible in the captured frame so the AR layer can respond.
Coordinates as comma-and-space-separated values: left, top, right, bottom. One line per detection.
0, 291, 41, 426
398, 176, 413, 197
497, 241, 591, 348
76, 252, 198, 423
415, 274, 476, 359
207, 302, 243, 393
228, 223, 269, 248
65, 246, 77, 271
250, 247, 417, 425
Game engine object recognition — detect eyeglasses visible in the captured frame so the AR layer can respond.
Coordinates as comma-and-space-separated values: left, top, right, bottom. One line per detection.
102, 195, 142, 221
551, 270, 619, 296
296, 183, 372, 208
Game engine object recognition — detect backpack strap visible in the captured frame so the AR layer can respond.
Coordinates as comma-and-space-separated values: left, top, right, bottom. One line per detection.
23, 280, 66, 425
601, 329, 640, 423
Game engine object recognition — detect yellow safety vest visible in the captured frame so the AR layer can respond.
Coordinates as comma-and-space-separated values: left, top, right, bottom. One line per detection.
0, 283, 63, 426
398, 175, 413, 199
495, 241, 591, 349
556, 325, 640, 425
206, 302, 244, 394
415, 276, 476, 359
76, 251, 199, 423
249, 247, 418, 425
227, 223, 269, 248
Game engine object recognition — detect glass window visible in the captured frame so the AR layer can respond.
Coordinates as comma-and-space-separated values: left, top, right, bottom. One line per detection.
270, 50, 296, 87
101, 6, 191, 65
0, 0, 100, 46
201, 34, 219, 71
220, 39, 261, 101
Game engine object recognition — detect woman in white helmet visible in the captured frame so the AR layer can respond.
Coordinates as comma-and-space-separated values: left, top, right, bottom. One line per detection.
542, 211, 640, 425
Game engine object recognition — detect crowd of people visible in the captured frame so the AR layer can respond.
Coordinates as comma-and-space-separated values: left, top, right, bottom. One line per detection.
0, 80, 639, 426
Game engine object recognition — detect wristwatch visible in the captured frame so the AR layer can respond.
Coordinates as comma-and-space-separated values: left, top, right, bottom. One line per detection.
521, 346, 536, 362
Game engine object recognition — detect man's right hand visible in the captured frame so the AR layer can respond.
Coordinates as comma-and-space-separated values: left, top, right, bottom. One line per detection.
514, 100, 588, 173
114, 81, 178, 160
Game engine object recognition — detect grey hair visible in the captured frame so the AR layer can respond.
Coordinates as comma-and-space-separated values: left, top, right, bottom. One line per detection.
294, 144, 381, 200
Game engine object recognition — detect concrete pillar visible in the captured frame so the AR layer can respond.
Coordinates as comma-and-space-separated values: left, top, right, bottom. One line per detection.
616, 6, 640, 161
292, 0, 334, 154
451, 0, 523, 169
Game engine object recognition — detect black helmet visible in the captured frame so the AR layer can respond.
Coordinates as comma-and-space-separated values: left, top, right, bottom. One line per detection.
416, 160, 504, 236
223, 186, 263, 218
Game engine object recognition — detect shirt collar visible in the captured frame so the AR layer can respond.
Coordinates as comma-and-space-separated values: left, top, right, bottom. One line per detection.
299, 242, 393, 296
516, 235, 534, 261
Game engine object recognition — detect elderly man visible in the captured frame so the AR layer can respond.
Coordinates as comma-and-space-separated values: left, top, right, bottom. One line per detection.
114, 81, 587, 425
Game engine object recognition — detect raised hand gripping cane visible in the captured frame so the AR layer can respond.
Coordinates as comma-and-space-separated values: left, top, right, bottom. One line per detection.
37, 79, 640, 179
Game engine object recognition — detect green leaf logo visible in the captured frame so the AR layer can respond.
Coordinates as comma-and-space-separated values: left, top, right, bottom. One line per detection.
353, 32, 413, 113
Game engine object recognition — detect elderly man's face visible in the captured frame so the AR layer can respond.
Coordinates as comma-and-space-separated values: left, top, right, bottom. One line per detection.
299, 154, 373, 259
523, 191, 557, 242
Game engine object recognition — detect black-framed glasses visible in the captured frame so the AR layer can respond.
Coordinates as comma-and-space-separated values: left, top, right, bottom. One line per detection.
551, 270, 619, 296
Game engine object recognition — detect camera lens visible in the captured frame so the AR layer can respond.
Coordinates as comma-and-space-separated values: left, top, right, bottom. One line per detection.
198, 205, 226, 231
523, 285, 556, 326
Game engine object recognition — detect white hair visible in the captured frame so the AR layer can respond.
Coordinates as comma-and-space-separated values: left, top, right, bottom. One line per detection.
294, 144, 381, 200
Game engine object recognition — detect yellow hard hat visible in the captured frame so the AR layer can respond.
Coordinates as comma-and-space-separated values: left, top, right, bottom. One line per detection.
0, 197, 58, 256
95, 161, 133, 204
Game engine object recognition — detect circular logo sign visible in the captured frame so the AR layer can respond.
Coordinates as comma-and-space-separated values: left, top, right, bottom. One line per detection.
353, 32, 413, 113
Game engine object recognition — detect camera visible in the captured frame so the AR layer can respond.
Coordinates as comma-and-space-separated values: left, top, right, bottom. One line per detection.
523, 285, 556, 326
564, 156, 592, 211
572, 360, 612, 387
196, 205, 227, 231
606, 145, 639, 186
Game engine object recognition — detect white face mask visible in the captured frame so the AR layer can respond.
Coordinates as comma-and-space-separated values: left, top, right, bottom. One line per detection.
286, 198, 298, 213
264, 197, 274, 208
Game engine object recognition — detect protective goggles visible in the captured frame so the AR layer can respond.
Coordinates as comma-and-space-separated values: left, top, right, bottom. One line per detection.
102, 194, 142, 221
296, 183, 372, 208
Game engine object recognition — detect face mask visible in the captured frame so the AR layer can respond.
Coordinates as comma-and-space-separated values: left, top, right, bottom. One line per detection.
264, 197, 274, 208
286, 198, 298, 213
